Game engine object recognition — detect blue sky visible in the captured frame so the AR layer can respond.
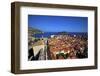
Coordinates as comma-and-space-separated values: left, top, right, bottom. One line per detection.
28, 15, 88, 32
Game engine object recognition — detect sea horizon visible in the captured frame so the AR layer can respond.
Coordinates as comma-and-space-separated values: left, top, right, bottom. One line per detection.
33, 31, 88, 38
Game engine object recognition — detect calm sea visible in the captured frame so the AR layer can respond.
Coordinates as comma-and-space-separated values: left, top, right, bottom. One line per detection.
33, 32, 87, 38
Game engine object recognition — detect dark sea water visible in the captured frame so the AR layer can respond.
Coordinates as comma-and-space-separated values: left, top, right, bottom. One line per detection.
33, 32, 88, 38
